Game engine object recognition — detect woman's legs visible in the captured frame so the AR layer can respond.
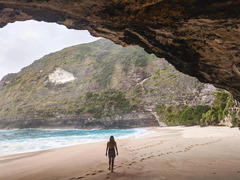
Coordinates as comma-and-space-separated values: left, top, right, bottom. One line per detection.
108, 156, 115, 172
108, 158, 111, 170
111, 157, 115, 172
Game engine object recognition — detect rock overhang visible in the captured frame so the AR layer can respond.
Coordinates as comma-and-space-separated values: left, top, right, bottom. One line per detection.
0, 0, 240, 100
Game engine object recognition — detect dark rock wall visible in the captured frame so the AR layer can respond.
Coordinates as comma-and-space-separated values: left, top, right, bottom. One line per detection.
0, 112, 158, 129
0, 0, 240, 100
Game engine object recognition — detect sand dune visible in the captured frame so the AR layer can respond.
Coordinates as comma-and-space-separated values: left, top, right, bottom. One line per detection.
1, 126, 240, 180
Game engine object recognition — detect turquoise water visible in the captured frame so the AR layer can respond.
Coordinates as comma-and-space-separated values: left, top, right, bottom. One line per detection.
0, 128, 150, 156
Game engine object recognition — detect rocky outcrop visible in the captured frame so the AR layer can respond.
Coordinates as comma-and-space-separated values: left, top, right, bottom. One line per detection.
45, 67, 76, 85
221, 99, 240, 127
0, 0, 240, 100
0, 112, 158, 129
0, 73, 15, 90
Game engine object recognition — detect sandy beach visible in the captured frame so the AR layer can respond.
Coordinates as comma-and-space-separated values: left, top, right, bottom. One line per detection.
0, 126, 240, 180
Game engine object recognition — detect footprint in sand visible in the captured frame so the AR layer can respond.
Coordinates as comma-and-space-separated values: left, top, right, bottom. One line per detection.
98, 170, 104, 173
77, 177, 84, 179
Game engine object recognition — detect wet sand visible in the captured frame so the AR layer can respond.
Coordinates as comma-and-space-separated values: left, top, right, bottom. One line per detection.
0, 126, 240, 180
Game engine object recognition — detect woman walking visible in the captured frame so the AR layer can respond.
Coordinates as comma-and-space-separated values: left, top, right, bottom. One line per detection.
106, 136, 118, 172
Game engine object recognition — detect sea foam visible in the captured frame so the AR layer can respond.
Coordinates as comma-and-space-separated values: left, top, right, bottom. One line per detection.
0, 128, 151, 156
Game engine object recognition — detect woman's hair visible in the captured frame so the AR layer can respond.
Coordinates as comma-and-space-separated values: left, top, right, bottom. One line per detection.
109, 135, 115, 146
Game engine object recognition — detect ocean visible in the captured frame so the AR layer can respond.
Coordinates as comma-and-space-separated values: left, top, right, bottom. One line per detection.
0, 128, 150, 156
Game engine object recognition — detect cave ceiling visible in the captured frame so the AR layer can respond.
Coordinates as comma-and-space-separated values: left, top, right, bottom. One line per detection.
0, 0, 240, 100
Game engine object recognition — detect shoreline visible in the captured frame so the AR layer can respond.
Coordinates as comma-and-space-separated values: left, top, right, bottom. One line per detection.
1, 126, 240, 180
0, 127, 153, 157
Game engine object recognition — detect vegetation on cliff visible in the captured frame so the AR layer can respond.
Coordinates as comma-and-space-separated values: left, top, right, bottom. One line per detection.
155, 104, 210, 126
155, 91, 240, 127
1, 38, 233, 129
78, 89, 136, 118
201, 91, 240, 127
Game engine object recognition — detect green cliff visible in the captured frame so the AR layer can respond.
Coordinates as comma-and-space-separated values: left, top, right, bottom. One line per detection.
0, 39, 219, 129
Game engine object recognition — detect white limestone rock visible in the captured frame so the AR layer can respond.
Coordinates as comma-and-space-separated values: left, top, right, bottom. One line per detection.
47, 67, 76, 85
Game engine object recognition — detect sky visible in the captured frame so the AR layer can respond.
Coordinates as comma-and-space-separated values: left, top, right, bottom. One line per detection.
0, 20, 100, 80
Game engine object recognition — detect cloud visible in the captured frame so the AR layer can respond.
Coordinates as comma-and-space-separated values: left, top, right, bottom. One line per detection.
0, 20, 100, 79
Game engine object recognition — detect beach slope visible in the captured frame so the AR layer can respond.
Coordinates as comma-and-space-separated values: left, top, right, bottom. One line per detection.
1, 126, 240, 180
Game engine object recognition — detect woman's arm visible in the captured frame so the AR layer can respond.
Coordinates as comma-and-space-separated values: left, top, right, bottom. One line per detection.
106, 142, 109, 156
115, 142, 119, 155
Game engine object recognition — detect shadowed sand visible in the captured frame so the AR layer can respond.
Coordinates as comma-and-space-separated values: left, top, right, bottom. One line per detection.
1, 126, 240, 180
